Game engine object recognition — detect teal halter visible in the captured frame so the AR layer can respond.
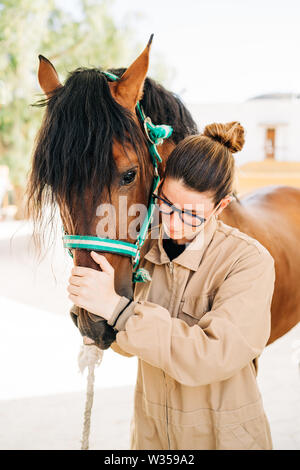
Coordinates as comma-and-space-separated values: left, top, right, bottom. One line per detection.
62, 70, 173, 283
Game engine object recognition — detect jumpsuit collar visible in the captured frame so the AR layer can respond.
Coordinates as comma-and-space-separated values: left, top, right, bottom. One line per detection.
144, 216, 218, 271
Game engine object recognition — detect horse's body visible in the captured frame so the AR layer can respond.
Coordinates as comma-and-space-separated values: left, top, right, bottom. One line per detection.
220, 185, 300, 344
28, 38, 299, 349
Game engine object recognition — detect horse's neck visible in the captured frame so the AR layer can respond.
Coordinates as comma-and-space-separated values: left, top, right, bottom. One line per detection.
158, 140, 176, 174
219, 199, 254, 235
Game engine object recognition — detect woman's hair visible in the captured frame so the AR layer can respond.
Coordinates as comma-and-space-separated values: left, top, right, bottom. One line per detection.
163, 121, 245, 207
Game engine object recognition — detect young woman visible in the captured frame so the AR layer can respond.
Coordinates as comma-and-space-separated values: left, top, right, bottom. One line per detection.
68, 121, 276, 450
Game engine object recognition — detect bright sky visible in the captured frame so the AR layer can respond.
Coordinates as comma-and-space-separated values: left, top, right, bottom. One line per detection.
56, 0, 300, 103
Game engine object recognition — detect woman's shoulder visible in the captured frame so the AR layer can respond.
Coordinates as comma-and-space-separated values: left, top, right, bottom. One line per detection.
214, 219, 274, 264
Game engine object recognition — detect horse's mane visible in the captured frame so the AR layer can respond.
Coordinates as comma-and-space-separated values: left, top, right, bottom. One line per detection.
108, 68, 199, 144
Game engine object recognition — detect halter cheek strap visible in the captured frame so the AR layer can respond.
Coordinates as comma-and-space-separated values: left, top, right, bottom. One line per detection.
62, 70, 173, 283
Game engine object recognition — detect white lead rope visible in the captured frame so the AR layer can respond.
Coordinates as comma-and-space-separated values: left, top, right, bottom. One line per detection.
78, 341, 104, 450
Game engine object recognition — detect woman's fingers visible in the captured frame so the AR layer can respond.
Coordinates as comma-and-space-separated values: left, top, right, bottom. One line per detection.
68, 293, 83, 308
67, 284, 81, 296
69, 275, 82, 286
71, 266, 94, 277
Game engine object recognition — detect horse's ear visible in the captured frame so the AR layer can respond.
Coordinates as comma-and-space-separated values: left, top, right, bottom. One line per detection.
110, 34, 154, 112
38, 55, 62, 98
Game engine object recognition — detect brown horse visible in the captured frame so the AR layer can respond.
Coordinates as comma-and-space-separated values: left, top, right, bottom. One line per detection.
27, 36, 300, 349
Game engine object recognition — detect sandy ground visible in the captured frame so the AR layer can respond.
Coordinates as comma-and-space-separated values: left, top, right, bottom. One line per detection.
0, 220, 299, 450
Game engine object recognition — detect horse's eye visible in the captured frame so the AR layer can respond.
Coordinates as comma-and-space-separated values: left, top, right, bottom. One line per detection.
120, 169, 137, 186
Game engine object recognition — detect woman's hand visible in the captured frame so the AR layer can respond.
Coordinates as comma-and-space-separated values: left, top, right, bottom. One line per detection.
67, 251, 121, 322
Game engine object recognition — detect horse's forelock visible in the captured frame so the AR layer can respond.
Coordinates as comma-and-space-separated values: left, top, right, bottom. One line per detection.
28, 67, 149, 232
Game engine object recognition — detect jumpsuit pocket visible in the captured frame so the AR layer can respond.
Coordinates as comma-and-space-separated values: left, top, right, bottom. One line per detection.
216, 415, 272, 450
178, 294, 215, 326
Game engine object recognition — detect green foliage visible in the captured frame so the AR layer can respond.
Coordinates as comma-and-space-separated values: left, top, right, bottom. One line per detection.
0, 0, 173, 188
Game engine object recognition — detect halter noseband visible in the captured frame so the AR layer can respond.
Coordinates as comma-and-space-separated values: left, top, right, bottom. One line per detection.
62, 70, 173, 283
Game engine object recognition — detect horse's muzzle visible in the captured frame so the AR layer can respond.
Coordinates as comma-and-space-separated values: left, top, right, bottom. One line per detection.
70, 305, 117, 350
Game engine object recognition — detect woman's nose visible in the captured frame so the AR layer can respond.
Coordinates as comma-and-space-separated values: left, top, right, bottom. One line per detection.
170, 210, 183, 230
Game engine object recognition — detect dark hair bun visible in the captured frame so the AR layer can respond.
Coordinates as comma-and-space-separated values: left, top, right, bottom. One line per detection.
203, 121, 245, 153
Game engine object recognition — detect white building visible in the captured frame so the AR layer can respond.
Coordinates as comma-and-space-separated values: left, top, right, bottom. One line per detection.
187, 93, 300, 167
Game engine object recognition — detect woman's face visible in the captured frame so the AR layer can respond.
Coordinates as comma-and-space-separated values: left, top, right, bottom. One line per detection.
158, 178, 231, 243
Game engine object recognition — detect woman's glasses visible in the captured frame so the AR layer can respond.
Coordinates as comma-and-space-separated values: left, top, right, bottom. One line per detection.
152, 192, 209, 227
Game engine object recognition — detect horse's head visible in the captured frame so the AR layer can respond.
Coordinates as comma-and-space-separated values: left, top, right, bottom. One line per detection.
28, 37, 157, 348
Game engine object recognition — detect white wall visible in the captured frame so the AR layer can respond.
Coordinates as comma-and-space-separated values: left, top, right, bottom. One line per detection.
186, 99, 300, 165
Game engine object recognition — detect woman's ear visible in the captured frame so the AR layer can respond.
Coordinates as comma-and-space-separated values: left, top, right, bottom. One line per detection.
217, 195, 233, 215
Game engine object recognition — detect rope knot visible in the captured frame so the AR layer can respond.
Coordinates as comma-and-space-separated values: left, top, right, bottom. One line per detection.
78, 343, 103, 374
144, 116, 173, 145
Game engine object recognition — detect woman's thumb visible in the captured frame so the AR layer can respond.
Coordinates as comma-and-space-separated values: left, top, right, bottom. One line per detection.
90, 251, 114, 274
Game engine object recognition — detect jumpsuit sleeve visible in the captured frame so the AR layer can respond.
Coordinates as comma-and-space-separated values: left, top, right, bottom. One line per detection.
110, 340, 135, 358
109, 248, 276, 386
